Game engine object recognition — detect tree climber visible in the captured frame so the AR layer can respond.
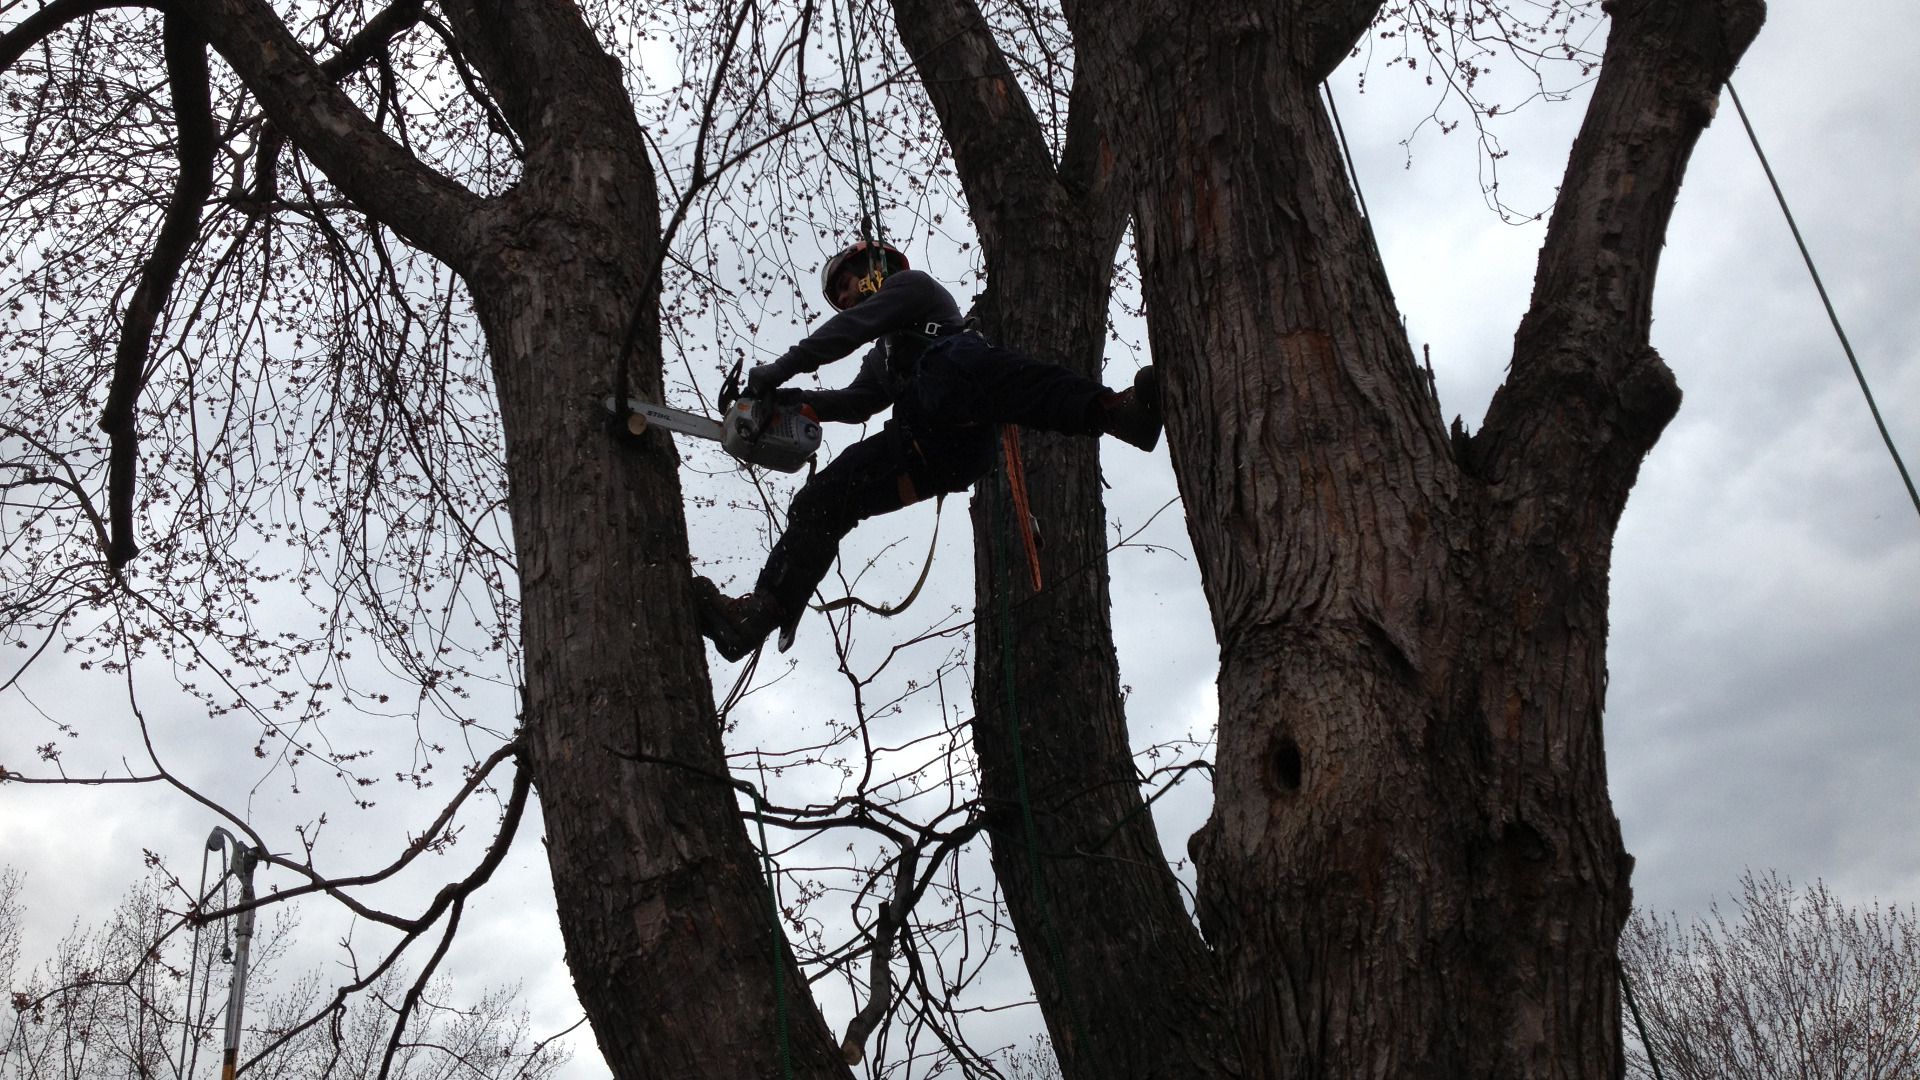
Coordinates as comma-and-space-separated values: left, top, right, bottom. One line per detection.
693, 240, 1162, 661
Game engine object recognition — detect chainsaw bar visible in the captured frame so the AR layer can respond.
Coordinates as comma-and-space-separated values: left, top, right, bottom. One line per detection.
606, 395, 821, 474
607, 396, 725, 444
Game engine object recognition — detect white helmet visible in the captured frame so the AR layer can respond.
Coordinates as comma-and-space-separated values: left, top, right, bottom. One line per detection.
819, 240, 908, 310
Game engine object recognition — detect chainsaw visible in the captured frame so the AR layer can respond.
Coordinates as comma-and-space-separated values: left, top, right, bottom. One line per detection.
607, 360, 821, 473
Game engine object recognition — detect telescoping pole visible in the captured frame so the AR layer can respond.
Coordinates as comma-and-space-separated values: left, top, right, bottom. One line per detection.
220, 844, 259, 1080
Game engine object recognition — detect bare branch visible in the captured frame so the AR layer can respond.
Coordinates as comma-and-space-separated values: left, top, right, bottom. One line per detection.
97, 13, 216, 568
173, 0, 486, 266
0, 0, 153, 74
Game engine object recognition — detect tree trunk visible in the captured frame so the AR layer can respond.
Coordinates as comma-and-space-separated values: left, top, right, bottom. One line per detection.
1065, 0, 1763, 1075
886, 1, 1246, 1075
420, 1, 853, 1077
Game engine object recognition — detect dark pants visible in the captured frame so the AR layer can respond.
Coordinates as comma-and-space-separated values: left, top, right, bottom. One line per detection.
755, 335, 1108, 619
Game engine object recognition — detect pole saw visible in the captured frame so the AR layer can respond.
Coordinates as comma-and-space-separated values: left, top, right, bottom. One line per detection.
607, 360, 821, 473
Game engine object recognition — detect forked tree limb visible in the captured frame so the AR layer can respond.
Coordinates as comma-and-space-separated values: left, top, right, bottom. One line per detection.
98, 13, 215, 568
889, 4, 1243, 1080
251, 0, 435, 203
885, 0, 1069, 232
1476, 0, 1767, 505
172, 0, 486, 267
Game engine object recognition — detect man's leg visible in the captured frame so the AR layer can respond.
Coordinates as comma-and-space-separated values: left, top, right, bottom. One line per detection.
697, 428, 919, 660
915, 336, 1161, 449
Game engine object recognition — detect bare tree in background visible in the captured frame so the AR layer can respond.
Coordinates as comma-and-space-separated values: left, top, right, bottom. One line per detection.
0, 868, 570, 1078
1621, 872, 1920, 1080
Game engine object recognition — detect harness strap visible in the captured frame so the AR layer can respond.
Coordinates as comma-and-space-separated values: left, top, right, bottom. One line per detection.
810, 494, 945, 616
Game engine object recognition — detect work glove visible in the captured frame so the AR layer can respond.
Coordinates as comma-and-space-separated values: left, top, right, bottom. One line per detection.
745, 363, 785, 399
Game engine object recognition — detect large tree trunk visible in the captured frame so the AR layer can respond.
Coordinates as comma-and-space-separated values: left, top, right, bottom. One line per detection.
1065, 0, 1763, 1075
887, 1, 1245, 1075
174, 0, 860, 1064
425, 1, 853, 1077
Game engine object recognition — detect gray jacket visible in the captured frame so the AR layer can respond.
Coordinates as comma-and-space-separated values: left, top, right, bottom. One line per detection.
767, 270, 963, 423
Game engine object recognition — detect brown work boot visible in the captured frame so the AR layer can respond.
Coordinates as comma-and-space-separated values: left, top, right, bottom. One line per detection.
692, 576, 783, 662
1099, 366, 1162, 451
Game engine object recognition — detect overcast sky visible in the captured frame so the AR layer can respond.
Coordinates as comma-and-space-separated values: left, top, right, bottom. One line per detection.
3, 0, 1916, 1076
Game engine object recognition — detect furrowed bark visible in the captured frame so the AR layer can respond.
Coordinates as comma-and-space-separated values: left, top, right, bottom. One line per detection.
428, 2, 853, 1076
1437, 3, 1763, 1076
889, 1, 1242, 1075
1067, 0, 1762, 1075
1477, 0, 1767, 501
98, 14, 215, 568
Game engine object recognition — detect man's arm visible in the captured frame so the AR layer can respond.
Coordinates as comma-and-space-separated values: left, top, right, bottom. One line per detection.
767, 270, 959, 380
789, 347, 892, 423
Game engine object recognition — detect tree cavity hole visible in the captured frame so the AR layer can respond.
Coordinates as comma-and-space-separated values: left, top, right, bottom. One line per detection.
1270, 735, 1303, 793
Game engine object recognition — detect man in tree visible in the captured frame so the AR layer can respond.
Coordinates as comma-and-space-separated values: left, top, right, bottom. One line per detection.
692, 239, 1163, 660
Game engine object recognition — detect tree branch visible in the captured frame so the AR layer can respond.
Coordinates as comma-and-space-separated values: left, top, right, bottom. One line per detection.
97, 12, 216, 568
0, 0, 153, 75
235, 753, 532, 1074
196, 739, 525, 923
172, 0, 486, 268
250, 0, 430, 204
1475, 0, 1765, 501
317, 0, 424, 80
839, 844, 918, 1064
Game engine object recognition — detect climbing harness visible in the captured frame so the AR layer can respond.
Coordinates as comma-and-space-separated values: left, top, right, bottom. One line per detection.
1727, 81, 1920, 521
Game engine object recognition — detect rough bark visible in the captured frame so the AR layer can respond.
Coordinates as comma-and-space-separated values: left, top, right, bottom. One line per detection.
887, 1, 1244, 1075
175, 0, 858, 1073
1065, 0, 1763, 1076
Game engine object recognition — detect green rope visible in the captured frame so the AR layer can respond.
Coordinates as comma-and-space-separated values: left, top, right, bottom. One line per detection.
1618, 963, 1665, 1080
989, 453, 1102, 1078
1727, 80, 1920, 521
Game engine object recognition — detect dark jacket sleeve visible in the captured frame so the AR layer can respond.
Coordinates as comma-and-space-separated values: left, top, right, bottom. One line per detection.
795, 346, 891, 423
768, 270, 960, 379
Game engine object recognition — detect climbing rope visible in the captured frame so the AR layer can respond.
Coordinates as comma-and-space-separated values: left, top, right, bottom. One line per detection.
1322, 81, 1390, 285
989, 456, 1102, 1077
1727, 80, 1919, 521
829, 0, 886, 247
